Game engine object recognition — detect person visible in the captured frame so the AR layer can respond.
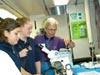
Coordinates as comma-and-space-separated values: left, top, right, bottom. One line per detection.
34, 17, 75, 75
0, 18, 21, 75
16, 17, 41, 75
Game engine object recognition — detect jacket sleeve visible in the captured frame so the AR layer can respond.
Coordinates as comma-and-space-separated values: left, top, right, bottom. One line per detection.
35, 46, 42, 62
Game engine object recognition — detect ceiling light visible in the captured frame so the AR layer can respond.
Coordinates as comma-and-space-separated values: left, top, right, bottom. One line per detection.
53, 0, 69, 6
0, 9, 17, 19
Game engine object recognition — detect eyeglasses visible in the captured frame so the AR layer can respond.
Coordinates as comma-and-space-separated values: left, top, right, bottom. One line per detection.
47, 29, 57, 31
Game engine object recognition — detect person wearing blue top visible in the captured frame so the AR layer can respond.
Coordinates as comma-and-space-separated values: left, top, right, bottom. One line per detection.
34, 17, 75, 75
16, 17, 41, 75
0, 18, 21, 75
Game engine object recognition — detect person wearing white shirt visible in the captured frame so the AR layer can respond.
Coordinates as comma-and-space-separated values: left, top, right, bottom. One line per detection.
0, 50, 21, 75
0, 18, 22, 75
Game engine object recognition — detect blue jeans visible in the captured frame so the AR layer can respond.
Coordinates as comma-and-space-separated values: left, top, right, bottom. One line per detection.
41, 62, 55, 75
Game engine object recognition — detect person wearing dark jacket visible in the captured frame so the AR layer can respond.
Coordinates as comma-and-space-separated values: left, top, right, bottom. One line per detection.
16, 17, 41, 75
0, 18, 21, 75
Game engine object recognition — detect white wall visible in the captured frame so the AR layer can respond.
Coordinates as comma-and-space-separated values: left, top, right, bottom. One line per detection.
51, 15, 70, 38
30, 15, 47, 38
68, 3, 91, 59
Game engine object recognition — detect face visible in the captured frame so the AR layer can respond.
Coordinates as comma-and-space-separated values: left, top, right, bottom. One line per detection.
4, 27, 21, 45
45, 25, 57, 38
21, 21, 33, 37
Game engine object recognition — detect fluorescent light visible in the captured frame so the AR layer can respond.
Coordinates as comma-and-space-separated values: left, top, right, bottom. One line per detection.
53, 0, 69, 5
0, 9, 17, 19
56, 6, 60, 15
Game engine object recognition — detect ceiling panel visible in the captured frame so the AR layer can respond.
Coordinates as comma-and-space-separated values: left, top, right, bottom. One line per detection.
1, 0, 94, 17
10, 0, 47, 16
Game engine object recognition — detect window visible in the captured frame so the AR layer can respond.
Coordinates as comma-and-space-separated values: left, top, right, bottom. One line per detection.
0, 9, 17, 19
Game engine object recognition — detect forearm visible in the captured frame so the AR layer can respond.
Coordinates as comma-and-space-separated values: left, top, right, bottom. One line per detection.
64, 39, 75, 48
21, 67, 32, 75
35, 61, 41, 74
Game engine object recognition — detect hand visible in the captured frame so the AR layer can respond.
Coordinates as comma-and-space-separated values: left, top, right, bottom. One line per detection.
21, 67, 32, 75
19, 48, 28, 57
67, 40, 75, 48
64, 39, 75, 48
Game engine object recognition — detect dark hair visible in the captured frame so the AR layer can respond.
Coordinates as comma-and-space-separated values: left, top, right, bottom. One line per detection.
0, 18, 20, 41
39, 28, 46, 34
16, 17, 31, 26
